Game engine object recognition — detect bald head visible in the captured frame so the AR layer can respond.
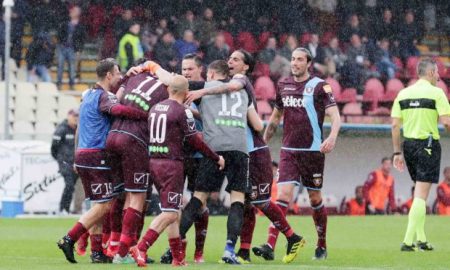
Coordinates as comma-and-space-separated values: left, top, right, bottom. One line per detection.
168, 75, 189, 95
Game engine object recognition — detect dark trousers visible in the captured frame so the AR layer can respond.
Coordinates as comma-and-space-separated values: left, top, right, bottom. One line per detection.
60, 169, 78, 212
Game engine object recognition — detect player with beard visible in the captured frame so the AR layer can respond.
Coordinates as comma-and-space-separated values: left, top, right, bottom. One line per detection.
185, 50, 305, 264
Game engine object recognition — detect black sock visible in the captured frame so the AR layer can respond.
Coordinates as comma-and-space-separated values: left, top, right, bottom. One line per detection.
179, 196, 203, 239
226, 201, 244, 247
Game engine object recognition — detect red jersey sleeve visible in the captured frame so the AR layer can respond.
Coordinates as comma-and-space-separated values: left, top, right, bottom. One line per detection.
180, 108, 198, 137
99, 91, 119, 113
275, 81, 284, 110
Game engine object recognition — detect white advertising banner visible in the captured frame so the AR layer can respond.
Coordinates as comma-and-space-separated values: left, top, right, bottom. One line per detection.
0, 141, 64, 213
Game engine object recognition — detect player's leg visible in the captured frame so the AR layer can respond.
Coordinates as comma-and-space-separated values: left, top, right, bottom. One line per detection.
106, 194, 125, 256
89, 221, 111, 263
307, 189, 328, 259
179, 191, 209, 242
237, 202, 256, 263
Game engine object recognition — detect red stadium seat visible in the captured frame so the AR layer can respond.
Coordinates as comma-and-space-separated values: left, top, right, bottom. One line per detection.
434, 57, 446, 78
236, 31, 258, 53
392, 57, 404, 78
253, 62, 270, 77
278, 33, 288, 48
300, 32, 311, 46
336, 88, 357, 112
363, 78, 384, 112
258, 31, 271, 50
385, 78, 404, 93
342, 102, 363, 123
325, 77, 342, 99
221, 31, 234, 51
406, 56, 419, 79
256, 100, 273, 120
254, 76, 276, 101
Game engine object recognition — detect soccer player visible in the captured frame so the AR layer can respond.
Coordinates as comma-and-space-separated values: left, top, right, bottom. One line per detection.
363, 157, 396, 214
259, 48, 341, 260
160, 53, 209, 264
436, 167, 450, 215
57, 58, 149, 264
391, 58, 450, 251
185, 50, 305, 264
106, 61, 169, 263
129, 75, 225, 267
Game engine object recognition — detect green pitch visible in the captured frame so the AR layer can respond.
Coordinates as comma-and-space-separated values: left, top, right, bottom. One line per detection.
1, 215, 450, 270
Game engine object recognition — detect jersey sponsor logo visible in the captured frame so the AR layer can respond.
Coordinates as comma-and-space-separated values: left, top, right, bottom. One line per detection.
155, 104, 169, 111
134, 173, 149, 185
65, 134, 74, 139
168, 192, 182, 205
282, 96, 305, 108
283, 87, 296, 91
259, 183, 270, 195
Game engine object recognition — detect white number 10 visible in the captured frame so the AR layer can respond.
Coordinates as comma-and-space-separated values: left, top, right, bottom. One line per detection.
149, 113, 167, 143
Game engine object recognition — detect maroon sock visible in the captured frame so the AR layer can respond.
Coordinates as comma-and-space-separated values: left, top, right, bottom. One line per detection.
118, 207, 142, 257
68, 222, 88, 242
136, 210, 146, 242
194, 208, 209, 253
169, 237, 182, 261
261, 201, 294, 238
240, 204, 256, 250
90, 234, 103, 253
109, 198, 125, 245
102, 212, 111, 248
266, 200, 289, 249
312, 202, 327, 249
137, 229, 159, 252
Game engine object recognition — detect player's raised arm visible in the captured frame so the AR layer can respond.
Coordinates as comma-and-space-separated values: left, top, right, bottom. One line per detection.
142, 60, 174, 86
185, 78, 244, 104
247, 103, 264, 132
320, 106, 341, 154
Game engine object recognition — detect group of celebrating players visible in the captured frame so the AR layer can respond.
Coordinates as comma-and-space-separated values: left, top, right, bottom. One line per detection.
57, 46, 341, 267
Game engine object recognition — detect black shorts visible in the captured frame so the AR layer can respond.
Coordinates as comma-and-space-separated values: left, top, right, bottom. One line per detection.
195, 151, 250, 194
184, 157, 202, 192
403, 139, 441, 184
248, 148, 273, 204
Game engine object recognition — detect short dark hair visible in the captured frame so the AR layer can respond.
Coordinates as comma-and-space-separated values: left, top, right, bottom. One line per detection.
236, 49, 255, 75
293, 47, 313, 63
382, 157, 390, 163
96, 58, 118, 79
183, 53, 203, 67
208, 60, 229, 77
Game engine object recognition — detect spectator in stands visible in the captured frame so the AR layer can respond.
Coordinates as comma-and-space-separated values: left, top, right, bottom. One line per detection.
177, 10, 197, 38
194, 7, 217, 46
56, 5, 86, 89
400, 187, 415, 214
322, 36, 346, 78
204, 33, 230, 65
436, 167, 450, 215
117, 22, 144, 71
279, 34, 298, 61
153, 31, 178, 72
363, 157, 397, 215
373, 8, 396, 42
174, 29, 198, 61
343, 186, 366, 216
51, 108, 79, 215
339, 14, 366, 43
307, 32, 326, 75
342, 33, 373, 93
155, 18, 169, 37
374, 38, 397, 79
114, 8, 133, 41
29, 0, 60, 37
397, 10, 421, 62
11, 0, 29, 67
258, 36, 277, 64
26, 32, 55, 82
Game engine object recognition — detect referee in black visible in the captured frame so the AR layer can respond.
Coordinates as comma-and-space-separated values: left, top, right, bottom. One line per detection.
391, 58, 450, 251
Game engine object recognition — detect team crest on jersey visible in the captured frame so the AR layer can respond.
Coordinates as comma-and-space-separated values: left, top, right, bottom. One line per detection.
313, 176, 322, 187
305, 87, 314, 94
250, 186, 257, 200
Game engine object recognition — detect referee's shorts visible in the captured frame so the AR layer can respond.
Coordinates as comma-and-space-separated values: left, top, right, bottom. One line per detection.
403, 137, 441, 184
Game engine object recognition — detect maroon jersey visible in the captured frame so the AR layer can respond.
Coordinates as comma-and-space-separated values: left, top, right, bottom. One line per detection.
233, 75, 267, 150
148, 99, 197, 160
275, 76, 336, 151
110, 72, 168, 146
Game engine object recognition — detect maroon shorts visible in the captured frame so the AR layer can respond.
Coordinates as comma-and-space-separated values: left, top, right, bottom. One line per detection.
248, 147, 273, 204
278, 150, 325, 190
106, 132, 151, 193
150, 159, 184, 211
74, 150, 115, 202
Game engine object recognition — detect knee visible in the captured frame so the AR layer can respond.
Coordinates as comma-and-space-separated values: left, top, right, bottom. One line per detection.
277, 185, 293, 202
164, 212, 179, 224
308, 191, 322, 206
